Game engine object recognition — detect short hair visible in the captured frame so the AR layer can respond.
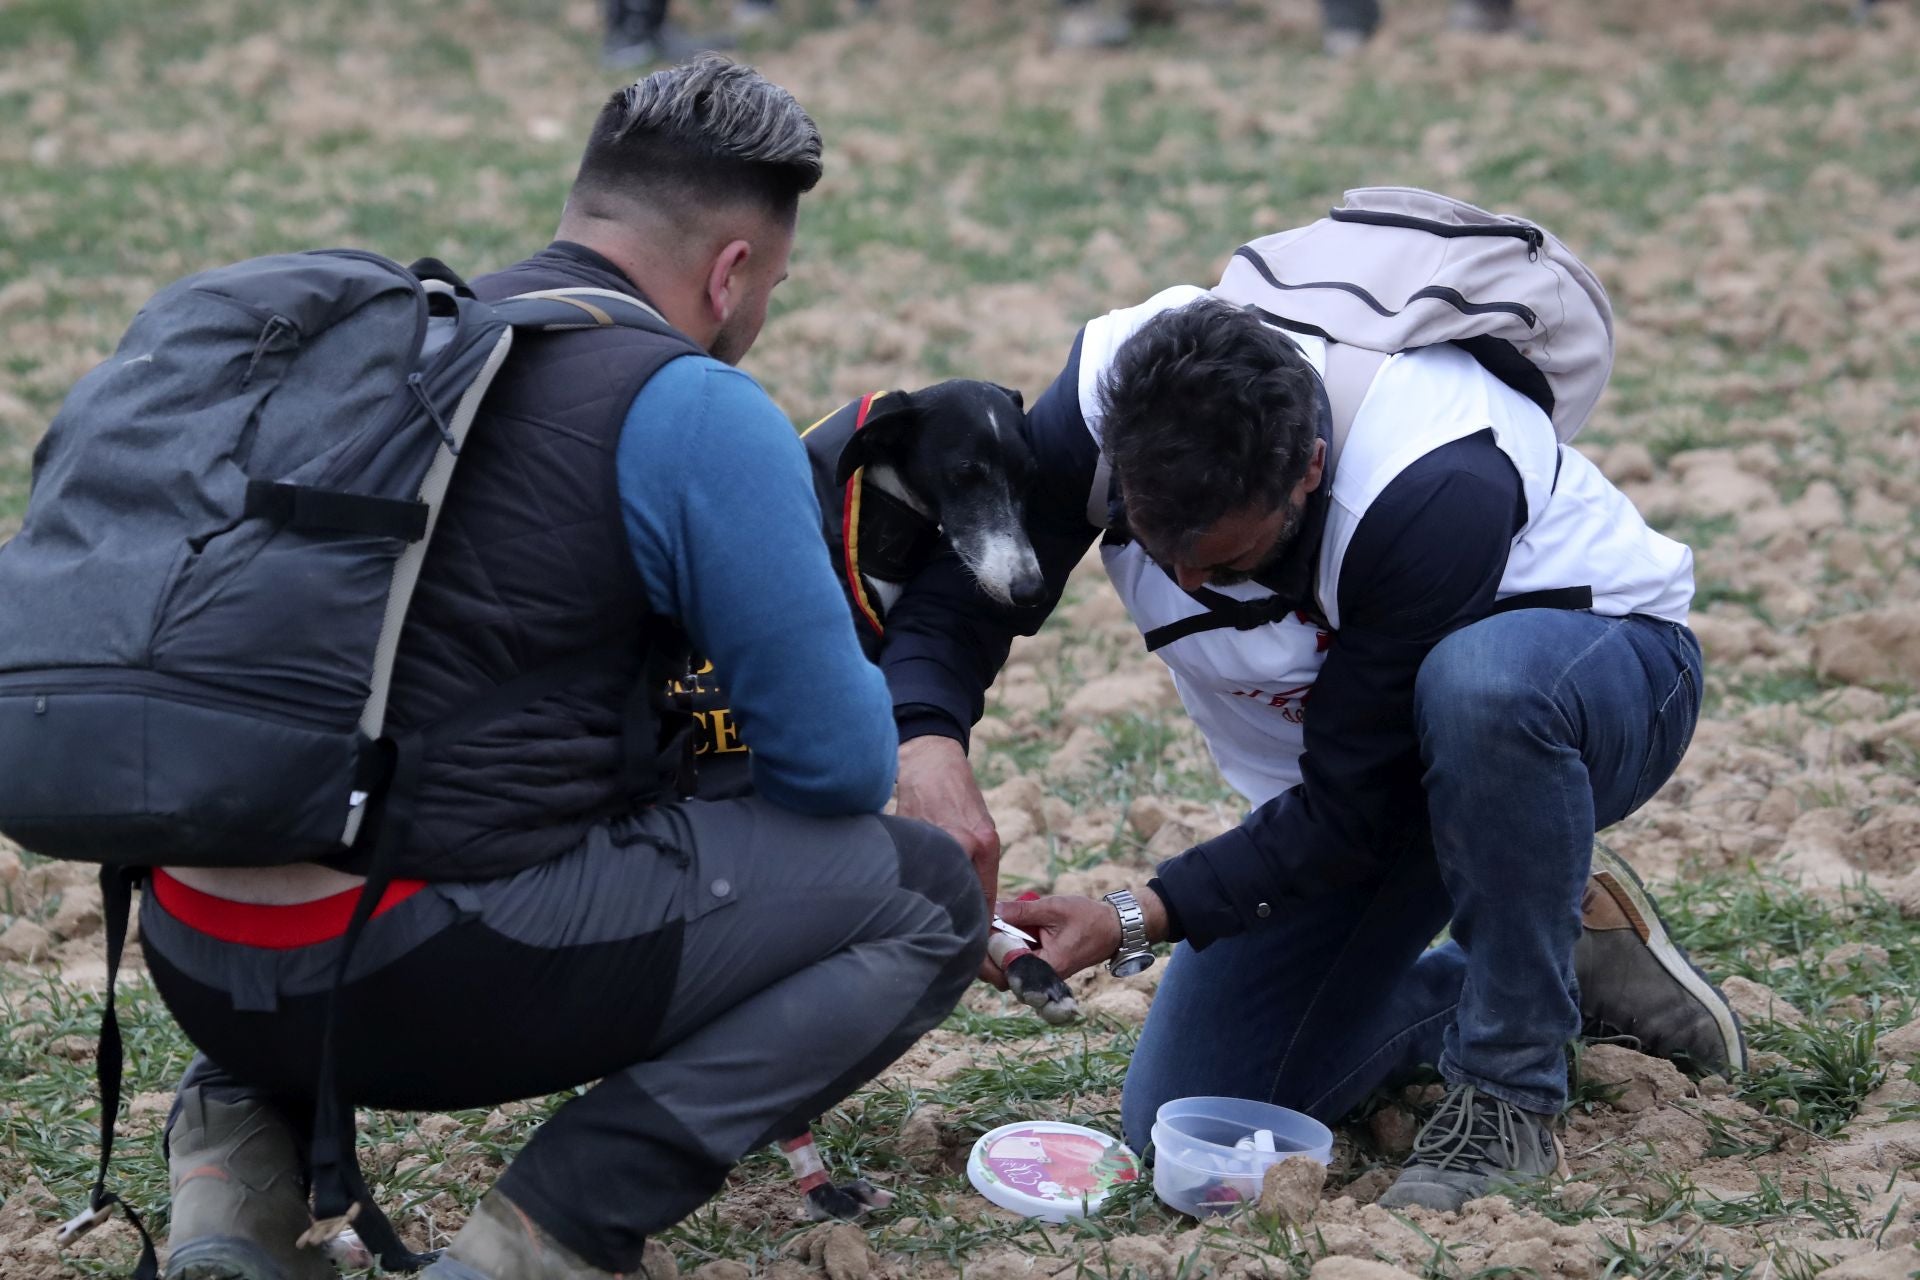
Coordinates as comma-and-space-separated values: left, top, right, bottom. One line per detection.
573, 55, 823, 224
1099, 298, 1323, 556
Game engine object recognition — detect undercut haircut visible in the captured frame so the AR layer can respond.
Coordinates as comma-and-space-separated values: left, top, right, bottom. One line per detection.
1100, 298, 1324, 557
573, 55, 823, 225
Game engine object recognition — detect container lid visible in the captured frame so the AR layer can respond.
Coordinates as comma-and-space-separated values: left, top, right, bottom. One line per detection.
966, 1121, 1141, 1222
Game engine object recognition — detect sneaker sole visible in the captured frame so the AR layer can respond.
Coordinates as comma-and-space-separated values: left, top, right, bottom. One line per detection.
1590, 840, 1747, 1073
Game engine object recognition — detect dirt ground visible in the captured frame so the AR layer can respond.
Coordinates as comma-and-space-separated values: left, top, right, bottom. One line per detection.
1, 0, 1919, 1275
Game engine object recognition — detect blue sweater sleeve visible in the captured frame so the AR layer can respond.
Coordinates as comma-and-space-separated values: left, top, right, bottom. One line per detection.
1154, 431, 1525, 948
617, 355, 897, 815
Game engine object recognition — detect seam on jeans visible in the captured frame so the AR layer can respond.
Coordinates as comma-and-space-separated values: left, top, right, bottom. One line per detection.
1268, 945, 1354, 1098
1301, 1002, 1457, 1117
1537, 614, 1629, 743
1628, 646, 1698, 811
1266, 886, 1403, 1100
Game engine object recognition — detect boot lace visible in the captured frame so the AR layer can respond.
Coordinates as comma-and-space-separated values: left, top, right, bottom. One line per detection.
1580, 1015, 1644, 1051
1408, 1085, 1531, 1173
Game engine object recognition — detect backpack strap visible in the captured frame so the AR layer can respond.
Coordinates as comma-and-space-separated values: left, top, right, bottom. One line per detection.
339, 320, 516, 849
306, 641, 644, 1273
304, 279, 685, 1268
57, 868, 160, 1280
492, 287, 672, 334
1086, 452, 1113, 530
1318, 342, 1389, 474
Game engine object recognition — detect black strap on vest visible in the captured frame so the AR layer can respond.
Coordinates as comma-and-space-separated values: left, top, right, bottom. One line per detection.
1142, 589, 1304, 654
1141, 584, 1594, 653
1487, 585, 1594, 615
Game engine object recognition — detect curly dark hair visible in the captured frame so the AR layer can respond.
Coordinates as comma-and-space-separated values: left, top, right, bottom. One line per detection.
1099, 297, 1323, 558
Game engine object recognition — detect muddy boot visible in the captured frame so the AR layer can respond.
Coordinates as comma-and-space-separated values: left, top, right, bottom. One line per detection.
421, 1191, 618, 1280
1576, 841, 1746, 1077
1377, 1084, 1564, 1213
163, 1091, 332, 1280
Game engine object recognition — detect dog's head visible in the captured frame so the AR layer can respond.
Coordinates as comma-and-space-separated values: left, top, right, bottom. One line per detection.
833, 379, 1047, 609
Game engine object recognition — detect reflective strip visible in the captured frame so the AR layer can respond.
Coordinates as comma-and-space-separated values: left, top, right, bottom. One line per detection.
840, 393, 886, 637
502, 287, 666, 327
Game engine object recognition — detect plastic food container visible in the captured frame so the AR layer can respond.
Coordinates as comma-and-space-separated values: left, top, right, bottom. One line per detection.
1150, 1097, 1333, 1217
966, 1121, 1141, 1221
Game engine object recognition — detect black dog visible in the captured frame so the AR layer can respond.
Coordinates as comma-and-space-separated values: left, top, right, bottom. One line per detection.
805, 378, 1047, 651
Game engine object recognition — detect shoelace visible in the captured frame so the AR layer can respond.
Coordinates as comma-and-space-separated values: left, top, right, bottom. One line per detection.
1407, 1085, 1529, 1173
1580, 1015, 1645, 1052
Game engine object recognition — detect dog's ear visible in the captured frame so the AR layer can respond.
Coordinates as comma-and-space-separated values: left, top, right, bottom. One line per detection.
834, 391, 918, 487
992, 383, 1025, 412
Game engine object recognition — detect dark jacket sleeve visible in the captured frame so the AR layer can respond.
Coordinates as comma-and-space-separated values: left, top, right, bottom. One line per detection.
1153, 430, 1527, 948
883, 332, 1103, 746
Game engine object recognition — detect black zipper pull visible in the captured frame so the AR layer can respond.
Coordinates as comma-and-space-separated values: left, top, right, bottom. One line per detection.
1525, 226, 1544, 261
408, 372, 459, 454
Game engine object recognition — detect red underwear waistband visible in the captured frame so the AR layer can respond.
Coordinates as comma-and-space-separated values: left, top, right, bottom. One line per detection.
150, 869, 429, 949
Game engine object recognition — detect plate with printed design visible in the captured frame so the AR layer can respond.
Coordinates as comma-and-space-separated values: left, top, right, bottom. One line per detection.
966, 1121, 1140, 1221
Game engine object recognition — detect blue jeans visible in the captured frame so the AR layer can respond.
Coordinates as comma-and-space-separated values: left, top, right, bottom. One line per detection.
1121, 611, 1702, 1146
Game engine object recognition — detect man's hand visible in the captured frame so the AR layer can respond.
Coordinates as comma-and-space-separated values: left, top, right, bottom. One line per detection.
997, 885, 1171, 982
895, 734, 1003, 983
996, 895, 1121, 982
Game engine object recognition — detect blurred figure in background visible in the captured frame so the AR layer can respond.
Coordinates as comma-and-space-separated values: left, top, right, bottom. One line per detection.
601, 0, 779, 68
1051, 0, 1528, 55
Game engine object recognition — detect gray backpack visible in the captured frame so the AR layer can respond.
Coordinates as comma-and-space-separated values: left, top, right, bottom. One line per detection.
1214, 185, 1614, 459
0, 250, 677, 1277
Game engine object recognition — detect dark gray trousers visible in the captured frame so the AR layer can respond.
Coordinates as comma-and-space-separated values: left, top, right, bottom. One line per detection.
142, 798, 987, 1273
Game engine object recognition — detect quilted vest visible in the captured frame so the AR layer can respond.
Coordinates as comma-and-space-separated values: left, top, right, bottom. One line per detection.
379, 244, 701, 879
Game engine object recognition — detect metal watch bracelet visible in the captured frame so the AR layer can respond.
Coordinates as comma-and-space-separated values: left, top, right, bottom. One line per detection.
1103, 888, 1155, 977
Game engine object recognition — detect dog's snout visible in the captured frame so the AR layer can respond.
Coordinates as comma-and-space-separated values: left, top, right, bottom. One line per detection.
1009, 569, 1047, 608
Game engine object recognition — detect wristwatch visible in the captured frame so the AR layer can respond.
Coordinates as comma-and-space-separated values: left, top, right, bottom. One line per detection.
1103, 889, 1155, 977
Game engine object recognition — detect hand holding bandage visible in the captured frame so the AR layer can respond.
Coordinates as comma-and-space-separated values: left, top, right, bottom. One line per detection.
989, 911, 1078, 1025
997, 885, 1170, 983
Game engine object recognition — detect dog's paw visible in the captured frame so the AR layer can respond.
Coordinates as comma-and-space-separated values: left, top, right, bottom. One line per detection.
1005, 953, 1080, 1025
805, 1179, 896, 1222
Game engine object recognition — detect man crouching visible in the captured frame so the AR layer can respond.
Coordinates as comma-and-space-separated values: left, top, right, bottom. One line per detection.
142, 58, 984, 1280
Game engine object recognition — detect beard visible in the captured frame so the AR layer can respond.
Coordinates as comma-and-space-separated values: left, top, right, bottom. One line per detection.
1196, 491, 1309, 587
709, 312, 753, 367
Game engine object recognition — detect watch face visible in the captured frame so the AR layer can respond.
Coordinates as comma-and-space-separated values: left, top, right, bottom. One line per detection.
1110, 952, 1155, 979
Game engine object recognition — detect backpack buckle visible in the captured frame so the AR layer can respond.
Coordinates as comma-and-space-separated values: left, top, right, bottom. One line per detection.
56, 1200, 115, 1245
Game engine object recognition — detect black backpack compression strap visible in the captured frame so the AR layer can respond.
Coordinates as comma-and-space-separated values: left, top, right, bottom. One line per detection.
302, 732, 432, 1273
61, 867, 159, 1280
1141, 589, 1301, 654
303, 643, 635, 1272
